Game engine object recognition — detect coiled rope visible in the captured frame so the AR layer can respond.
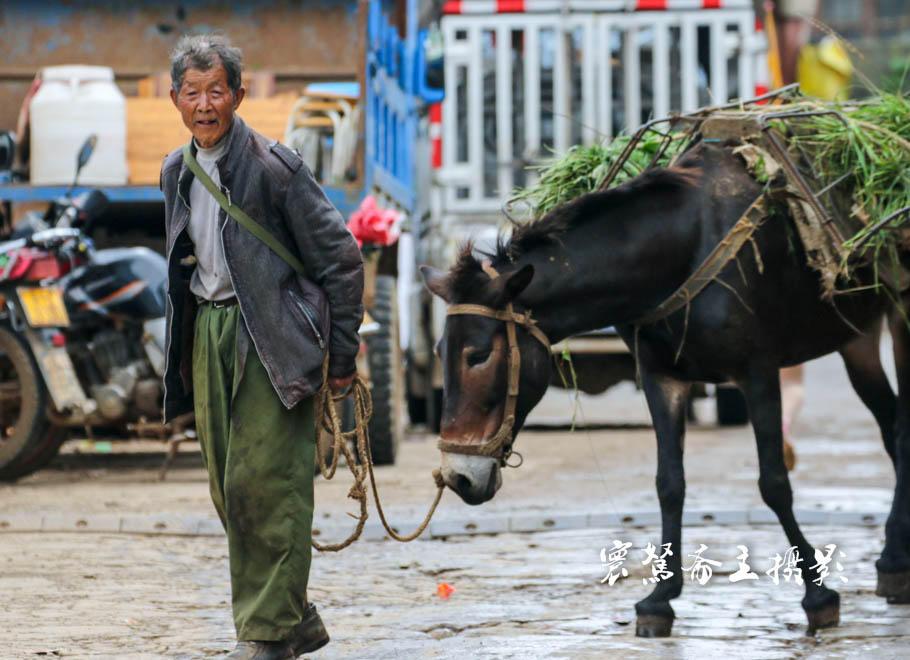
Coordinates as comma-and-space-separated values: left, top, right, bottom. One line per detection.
312, 368, 445, 551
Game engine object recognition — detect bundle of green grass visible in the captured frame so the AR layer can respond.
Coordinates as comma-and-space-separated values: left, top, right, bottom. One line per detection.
510, 92, 910, 259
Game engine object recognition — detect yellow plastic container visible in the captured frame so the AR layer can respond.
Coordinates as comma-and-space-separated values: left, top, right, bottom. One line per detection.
797, 36, 853, 101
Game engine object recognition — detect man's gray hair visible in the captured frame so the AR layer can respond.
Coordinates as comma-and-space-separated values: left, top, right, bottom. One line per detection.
170, 34, 243, 95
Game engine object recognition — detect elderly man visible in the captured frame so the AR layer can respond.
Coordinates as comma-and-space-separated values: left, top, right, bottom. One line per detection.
160, 35, 363, 659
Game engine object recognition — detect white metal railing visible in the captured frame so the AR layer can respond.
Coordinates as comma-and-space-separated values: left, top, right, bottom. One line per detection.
438, 4, 767, 212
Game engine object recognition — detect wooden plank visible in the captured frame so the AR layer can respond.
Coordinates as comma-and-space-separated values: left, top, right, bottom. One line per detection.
125, 95, 300, 185
126, 98, 188, 185
296, 116, 335, 127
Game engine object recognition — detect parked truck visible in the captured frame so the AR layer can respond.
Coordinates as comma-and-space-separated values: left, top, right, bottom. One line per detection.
373, 0, 769, 430
0, 0, 767, 479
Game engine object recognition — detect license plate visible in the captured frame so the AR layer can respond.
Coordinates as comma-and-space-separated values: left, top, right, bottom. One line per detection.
17, 287, 70, 327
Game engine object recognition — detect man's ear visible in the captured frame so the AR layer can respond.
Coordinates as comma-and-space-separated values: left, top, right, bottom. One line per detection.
170, 87, 179, 108
233, 85, 246, 111
419, 265, 451, 302
491, 264, 534, 306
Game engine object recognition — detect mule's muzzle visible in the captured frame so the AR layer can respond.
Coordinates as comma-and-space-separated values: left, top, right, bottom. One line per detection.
440, 452, 502, 505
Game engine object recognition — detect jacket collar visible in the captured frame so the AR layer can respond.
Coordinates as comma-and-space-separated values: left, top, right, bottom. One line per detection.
177, 115, 250, 201
216, 115, 249, 185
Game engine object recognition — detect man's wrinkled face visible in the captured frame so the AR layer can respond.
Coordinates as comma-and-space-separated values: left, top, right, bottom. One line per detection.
170, 62, 244, 148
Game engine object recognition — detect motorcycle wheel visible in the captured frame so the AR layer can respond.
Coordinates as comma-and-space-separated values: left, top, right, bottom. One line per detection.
2, 424, 68, 479
0, 324, 66, 481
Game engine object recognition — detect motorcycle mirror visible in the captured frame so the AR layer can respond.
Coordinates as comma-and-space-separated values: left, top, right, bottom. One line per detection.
66, 134, 97, 198
75, 135, 97, 175
77, 189, 109, 231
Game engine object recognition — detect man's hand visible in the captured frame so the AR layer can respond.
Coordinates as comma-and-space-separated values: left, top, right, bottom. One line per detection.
328, 372, 356, 394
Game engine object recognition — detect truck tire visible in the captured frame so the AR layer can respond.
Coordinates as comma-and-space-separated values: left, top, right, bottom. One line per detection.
0, 324, 66, 480
405, 366, 442, 435
426, 387, 442, 435
363, 275, 403, 465
406, 363, 427, 425
716, 384, 749, 426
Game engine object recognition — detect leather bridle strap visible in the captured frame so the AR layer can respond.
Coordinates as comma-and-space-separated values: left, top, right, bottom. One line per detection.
444, 304, 551, 350
438, 265, 550, 465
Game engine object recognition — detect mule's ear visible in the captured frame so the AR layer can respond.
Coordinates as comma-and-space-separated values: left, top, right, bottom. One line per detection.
420, 265, 452, 302
494, 264, 534, 304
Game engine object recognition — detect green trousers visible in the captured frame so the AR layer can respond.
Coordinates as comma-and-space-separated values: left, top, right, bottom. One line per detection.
193, 302, 316, 641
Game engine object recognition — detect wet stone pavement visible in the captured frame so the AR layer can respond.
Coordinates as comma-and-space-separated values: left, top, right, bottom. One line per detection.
1, 350, 909, 658
1, 525, 906, 659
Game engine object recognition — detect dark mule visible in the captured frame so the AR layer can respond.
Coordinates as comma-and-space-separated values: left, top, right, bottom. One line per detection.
421, 142, 909, 637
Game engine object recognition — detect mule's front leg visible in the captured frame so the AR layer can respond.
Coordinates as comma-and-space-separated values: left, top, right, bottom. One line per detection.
634, 371, 690, 638
741, 367, 839, 634
877, 306, 910, 602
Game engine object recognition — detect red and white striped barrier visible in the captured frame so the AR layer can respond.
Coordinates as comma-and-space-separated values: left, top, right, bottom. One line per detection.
429, 102, 443, 169
752, 15, 770, 100
443, 0, 753, 14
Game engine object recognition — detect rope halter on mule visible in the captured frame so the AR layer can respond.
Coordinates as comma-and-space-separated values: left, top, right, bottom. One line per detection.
440, 264, 551, 466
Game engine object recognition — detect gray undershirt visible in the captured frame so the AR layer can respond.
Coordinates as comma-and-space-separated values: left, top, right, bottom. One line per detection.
187, 135, 235, 302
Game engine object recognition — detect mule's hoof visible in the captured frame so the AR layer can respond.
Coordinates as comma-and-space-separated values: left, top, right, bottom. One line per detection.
876, 570, 910, 603
805, 602, 839, 635
636, 614, 673, 638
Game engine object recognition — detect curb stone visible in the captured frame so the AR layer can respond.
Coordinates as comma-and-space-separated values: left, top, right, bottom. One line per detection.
0, 515, 43, 533
509, 513, 588, 533
429, 517, 509, 537
40, 514, 122, 533
0, 508, 891, 539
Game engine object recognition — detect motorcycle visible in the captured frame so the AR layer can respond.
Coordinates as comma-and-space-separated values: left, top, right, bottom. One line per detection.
0, 136, 172, 480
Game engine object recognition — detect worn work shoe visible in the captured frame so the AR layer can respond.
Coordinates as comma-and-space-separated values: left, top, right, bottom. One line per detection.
289, 603, 329, 655
223, 605, 328, 659
290, 603, 330, 655
224, 640, 295, 659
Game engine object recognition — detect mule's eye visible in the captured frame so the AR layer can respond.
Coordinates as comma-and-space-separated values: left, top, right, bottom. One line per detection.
465, 349, 491, 368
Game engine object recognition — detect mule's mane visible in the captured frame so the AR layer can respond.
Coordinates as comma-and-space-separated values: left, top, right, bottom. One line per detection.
448, 166, 698, 299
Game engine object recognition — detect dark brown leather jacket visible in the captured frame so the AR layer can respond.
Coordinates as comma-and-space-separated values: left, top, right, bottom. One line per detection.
160, 116, 364, 422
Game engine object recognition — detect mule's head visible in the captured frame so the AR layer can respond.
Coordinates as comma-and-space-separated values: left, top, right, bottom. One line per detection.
420, 255, 552, 505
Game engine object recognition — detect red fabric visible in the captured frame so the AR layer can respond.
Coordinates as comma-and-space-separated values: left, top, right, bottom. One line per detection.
347, 196, 401, 248
755, 84, 769, 104
702, 0, 722, 9
636, 0, 667, 9
442, 0, 462, 14
429, 102, 442, 124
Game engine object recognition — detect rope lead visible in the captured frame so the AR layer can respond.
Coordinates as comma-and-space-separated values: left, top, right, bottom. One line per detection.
312, 359, 445, 551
